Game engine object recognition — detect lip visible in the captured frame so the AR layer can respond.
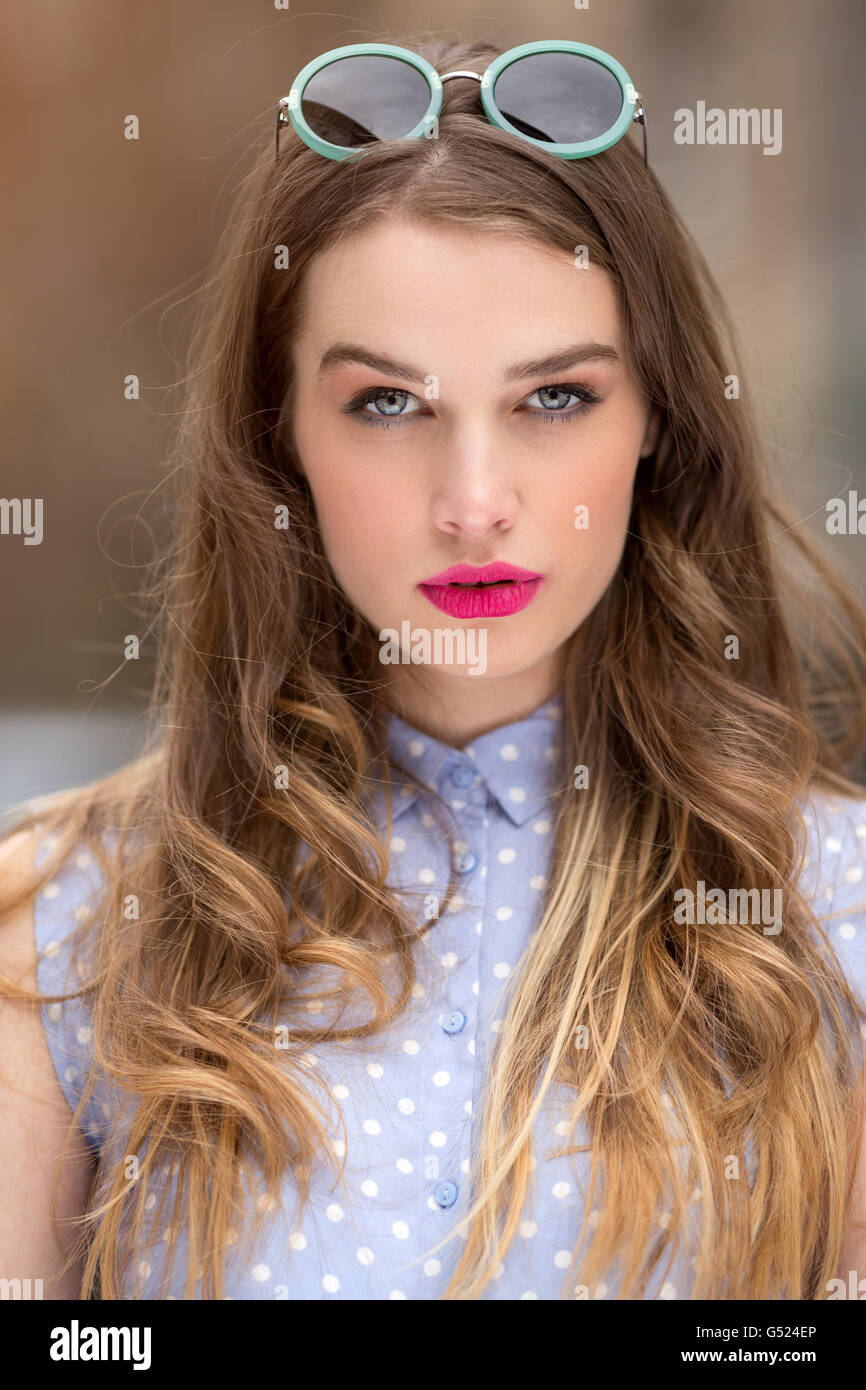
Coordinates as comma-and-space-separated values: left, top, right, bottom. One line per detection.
420, 561, 541, 585
417, 561, 545, 619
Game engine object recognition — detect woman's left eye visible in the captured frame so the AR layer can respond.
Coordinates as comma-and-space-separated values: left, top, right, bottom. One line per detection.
342, 381, 601, 430
523, 384, 601, 420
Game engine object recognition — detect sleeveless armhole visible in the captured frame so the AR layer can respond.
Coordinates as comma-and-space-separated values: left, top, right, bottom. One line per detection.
32, 829, 116, 1157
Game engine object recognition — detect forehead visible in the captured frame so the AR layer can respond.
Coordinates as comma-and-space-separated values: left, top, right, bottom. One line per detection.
291, 217, 624, 363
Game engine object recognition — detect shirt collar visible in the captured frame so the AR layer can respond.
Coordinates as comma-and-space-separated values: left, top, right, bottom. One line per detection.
365, 691, 565, 829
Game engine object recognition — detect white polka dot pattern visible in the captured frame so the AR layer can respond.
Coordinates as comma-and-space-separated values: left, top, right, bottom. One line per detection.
29, 706, 866, 1299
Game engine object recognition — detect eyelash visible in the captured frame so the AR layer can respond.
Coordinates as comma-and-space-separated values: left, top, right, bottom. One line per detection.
341, 381, 602, 430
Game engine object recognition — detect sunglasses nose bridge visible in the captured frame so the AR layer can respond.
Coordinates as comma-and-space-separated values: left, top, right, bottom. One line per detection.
438, 70, 483, 84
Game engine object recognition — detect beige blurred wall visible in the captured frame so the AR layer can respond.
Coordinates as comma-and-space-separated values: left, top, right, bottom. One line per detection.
1, 0, 864, 711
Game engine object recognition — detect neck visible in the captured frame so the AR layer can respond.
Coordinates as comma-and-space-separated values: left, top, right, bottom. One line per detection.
376, 651, 566, 748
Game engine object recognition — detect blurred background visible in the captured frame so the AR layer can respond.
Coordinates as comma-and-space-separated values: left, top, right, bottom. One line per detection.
1, 0, 864, 810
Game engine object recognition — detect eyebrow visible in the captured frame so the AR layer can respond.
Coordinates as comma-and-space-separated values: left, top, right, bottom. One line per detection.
317, 340, 620, 385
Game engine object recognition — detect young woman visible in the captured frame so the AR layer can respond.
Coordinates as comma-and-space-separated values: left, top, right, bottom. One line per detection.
2, 33, 866, 1302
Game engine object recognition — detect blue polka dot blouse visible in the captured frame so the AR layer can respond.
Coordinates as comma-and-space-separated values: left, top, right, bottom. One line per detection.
32, 691, 866, 1299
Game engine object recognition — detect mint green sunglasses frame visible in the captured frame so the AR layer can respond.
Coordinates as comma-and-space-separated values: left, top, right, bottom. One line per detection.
275, 40, 647, 167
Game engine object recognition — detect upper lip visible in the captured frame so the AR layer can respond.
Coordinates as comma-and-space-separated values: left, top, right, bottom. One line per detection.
419, 561, 542, 585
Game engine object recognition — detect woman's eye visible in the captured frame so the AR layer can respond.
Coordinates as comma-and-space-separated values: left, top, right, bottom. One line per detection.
524, 384, 601, 419
346, 388, 424, 429
342, 380, 601, 430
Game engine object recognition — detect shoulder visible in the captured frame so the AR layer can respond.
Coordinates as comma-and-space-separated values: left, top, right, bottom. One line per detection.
798, 786, 866, 1011
1, 822, 114, 1153
803, 793, 866, 1277
0, 827, 42, 979
798, 786, 866, 903
0, 828, 98, 1296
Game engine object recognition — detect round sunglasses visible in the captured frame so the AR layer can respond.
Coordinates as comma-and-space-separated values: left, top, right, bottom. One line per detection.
275, 40, 648, 168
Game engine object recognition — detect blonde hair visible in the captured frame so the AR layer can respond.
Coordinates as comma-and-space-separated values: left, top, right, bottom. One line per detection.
3, 32, 866, 1299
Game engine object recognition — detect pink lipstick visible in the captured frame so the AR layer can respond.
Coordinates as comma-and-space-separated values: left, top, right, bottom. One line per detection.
417, 561, 544, 619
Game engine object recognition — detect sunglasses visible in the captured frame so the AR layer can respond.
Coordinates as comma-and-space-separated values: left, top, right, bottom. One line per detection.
275, 40, 648, 168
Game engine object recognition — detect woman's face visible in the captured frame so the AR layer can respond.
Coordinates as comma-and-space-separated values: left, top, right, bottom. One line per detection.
287, 216, 659, 736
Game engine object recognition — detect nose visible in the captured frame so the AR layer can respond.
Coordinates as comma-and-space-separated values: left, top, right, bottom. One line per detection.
430, 416, 521, 537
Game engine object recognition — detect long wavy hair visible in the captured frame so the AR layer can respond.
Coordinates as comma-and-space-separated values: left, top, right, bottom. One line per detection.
3, 33, 866, 1300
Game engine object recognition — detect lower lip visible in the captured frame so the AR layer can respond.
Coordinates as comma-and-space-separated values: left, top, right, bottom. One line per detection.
417, 578, 543, 618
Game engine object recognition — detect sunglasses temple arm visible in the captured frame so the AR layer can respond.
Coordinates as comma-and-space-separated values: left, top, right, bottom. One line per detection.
275, 98, 290, 164
634, 94, 648, 170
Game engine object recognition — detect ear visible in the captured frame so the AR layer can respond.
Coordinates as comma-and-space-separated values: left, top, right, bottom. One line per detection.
639, 404, 663, 459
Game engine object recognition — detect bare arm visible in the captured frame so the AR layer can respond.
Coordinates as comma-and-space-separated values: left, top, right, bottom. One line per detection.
0, 830, 97, 1298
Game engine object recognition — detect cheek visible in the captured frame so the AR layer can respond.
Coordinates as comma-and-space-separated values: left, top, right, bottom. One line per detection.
555, 438, 638, 572
299, 448, 413, 599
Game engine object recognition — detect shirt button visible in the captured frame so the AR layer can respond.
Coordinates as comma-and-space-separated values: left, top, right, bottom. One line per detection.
440, 1009, 467, 1035
453, 850, 476, 874
434, 1180, 459, 1208
449, 763, 475, 787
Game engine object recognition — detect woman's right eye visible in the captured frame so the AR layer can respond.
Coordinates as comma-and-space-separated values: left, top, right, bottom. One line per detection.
342, 387, 426, 429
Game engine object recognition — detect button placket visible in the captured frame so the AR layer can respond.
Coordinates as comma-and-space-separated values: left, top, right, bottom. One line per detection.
418, 784, 489, 1253
448, 757, 480, 878
445, 755, 486, 824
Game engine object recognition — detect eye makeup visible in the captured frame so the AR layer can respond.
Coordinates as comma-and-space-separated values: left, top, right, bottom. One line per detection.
339, 381, 603, 430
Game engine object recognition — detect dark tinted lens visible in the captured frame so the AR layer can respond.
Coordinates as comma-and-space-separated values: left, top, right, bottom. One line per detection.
301, 55, 432, 148
493, 52, 624, 145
